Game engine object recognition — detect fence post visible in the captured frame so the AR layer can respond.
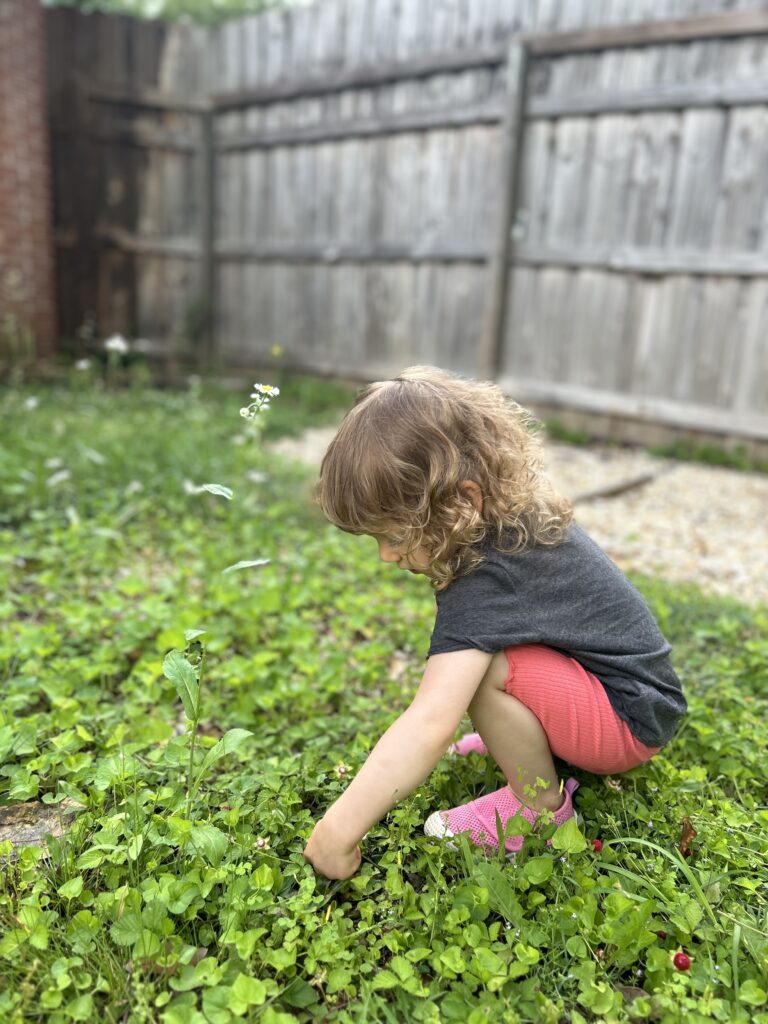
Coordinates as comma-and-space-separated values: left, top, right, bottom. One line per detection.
200, 104, 216, 370
479, 38, 528, 381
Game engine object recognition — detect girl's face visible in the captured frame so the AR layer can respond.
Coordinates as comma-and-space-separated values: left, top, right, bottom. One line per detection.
374, 535, 431, 575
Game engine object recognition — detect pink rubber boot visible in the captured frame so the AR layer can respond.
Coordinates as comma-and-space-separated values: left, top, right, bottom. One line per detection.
424, 778, 580, 856
447, 732, 488, 756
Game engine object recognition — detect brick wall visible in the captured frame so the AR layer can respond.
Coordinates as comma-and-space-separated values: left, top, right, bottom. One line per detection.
0, 0, 57, 360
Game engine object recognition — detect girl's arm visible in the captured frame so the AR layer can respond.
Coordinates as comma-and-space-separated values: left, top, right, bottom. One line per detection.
304, 649, 491, 876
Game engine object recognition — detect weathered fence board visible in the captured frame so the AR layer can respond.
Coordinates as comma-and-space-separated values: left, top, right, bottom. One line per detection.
46, 1, 768, 442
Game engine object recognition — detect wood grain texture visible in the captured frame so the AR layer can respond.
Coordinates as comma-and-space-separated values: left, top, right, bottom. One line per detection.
46, 1, 768, 437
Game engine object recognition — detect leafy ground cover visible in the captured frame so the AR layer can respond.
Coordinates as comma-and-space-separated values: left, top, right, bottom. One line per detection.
1, 379, 767, 1023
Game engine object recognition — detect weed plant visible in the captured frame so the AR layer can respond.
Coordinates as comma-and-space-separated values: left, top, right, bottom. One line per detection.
0, 380, 766, 1023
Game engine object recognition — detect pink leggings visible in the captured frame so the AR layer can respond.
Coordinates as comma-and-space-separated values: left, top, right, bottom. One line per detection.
503, 645, 661, 774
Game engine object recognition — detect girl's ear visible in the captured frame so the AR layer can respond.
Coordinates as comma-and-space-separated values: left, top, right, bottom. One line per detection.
459, 479, 483, 514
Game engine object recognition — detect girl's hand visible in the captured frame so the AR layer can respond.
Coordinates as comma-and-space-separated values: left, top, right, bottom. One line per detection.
303, 818, 362, 880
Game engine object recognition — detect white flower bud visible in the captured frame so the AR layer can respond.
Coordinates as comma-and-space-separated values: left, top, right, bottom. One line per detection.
104, 333, 129, 354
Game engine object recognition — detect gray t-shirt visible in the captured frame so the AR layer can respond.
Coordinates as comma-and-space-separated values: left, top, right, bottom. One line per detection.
427, 523, 686, 747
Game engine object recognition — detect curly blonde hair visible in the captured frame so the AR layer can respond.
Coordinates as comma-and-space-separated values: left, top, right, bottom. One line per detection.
315, 366, 573, 590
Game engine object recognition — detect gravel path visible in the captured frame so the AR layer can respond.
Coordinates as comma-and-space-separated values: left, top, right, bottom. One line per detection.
269, 427, 768, 608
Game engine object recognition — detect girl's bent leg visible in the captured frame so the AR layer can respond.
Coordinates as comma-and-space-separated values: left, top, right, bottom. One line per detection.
468, 654, 564, 813
476, 644, 661, 776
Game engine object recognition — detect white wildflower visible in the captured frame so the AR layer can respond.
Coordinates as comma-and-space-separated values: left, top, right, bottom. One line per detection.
23, 396, 39, 411
47, 470, 71, 488
104, 333, 129, 355
241, 382, 279, 422
74, 359, 91, 371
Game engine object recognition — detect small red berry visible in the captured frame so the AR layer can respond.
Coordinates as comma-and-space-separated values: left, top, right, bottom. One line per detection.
673, 952, 691, 971
591, 839, 603, 852
656, 930, 668, 940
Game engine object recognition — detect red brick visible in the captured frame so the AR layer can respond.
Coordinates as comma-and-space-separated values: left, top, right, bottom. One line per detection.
0, 0, 57, 358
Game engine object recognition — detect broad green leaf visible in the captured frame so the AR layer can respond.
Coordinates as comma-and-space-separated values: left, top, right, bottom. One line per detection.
523, 855, 554, 885
471, 860, 524, 926
8, 768, 39, 801
169, 957, 222, 992
187, 823, 228, 866
566, 936, 588, 958
0, 724, 13, 763
260, 946, 296, 971
162, 649, 200, 721
370, 969, 398, 990
76, 845, 115, 869
202, 986, 232, 1024
252, 864, 274, 890
127, 834, 144, 861
471, 947, 506, 978
281, 978, 319, 1008
65, 994, 94, 1021
131, 929, 162, 961
739, 980, 767, 1006
57, 876, 84, 899
166, 815, 194, 841
164, 880, 201, 915
110, 911, 142, 946
551, 818, 588, 854
513, 942, 540, 966
222, 559, 270, 574
200, 483, 233, 499
92, 755, 136, 791
192, 728, 253, 795
325, 969, 352, 995
29, 921, 49, 950
229, 974, 267, 1013
439, 946, 466, 973
184, 628, 207, 642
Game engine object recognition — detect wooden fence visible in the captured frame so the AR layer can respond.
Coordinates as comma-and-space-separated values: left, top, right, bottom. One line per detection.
46, 9, 211, 354
47, 1, 768, 441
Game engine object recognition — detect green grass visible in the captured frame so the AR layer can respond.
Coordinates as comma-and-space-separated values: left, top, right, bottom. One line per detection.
1, 381, 767, 1023
544, 416, 768, 475
645, 439, 768, 475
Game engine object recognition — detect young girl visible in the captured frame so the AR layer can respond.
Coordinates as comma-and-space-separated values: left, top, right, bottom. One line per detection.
302, 366, 686, 880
